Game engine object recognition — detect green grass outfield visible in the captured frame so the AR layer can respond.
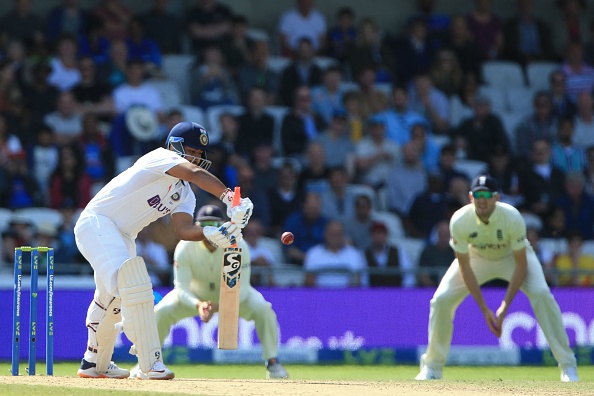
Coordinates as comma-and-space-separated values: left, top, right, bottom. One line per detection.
0, 363, 593, 396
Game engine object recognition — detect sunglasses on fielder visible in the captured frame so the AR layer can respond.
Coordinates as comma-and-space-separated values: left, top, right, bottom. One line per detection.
472, 191, 496, 199
200, 221, 223, 227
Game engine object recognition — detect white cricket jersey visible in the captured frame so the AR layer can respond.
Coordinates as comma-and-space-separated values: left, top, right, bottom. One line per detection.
173, 239, 251, 309
84, 147, 196, 237
449, 202, 530, 260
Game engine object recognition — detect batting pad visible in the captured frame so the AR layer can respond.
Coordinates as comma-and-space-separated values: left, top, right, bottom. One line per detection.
94, 297, 121, 373
117, 257, 162, 372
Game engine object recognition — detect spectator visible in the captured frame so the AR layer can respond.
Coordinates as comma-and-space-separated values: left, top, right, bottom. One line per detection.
21, 62, 59, 142
561, 42, 594, 101
319, 165, 358, 221
515, 91, 558, 160
46, 0, 89, 44
0, 0, 44, 48
279, 37, 323, 106
48, 33, 81, 92
366, 224, 413, 283
304, 220, 366, 287
347, 18, 394, 83
92, 0, 134, 42
0, 59, 24, 127
503, 0, 555, 66
548, 70, 576, 119
487, 144, 524, 207
251, 144, 279, 192
217, 112, 245, 169
584, 20, 594, 66
448, 174, 472, 207
435, 144, 468, 191
44, 91, 83, 145
0, 114, 24, 169
393, 16, 436, 85
219, 15, 254, 74
1, 152, 42, 209
429, 48, 464, 97
269, 162, 303, 238
30, 125, 59, 201
418, 220, 454, 287
284, 191, 327, 265
139, 0, 181, 54
553, 0, 589, 57
125, 17, 163, 78
453, 94, 510, 161
380, 85, 428, 145
526, 226, 555, 286
1, 216, 35, 262
520, 139, 566, 220
136, 226, 170, 286
354, 67, 389, 120
79, 113, 116, 189
465, 0, 503, 61
556, 171, 594, 239
49, 143, 92, 209
55, 198, 85, 264
297, 140, 329, 194
343, 90, 364, 142
190, 45, 238, 109
584, 146, 594, 195
326, 7, 356, 63
572, 91, 594, 149
405, 173, 452, 239
278, 0, 327, 57
280, 86, 326, 159
407, 74, 450, 134
342, 194, 375, 250
550, 116, 586, 173
541, 206, 567, 239
235, 164, 270, 228
312, 66, 345, 124
413, 0, 451, 46
112, 59, 164, 118
72, 56, 115, 119
449, 72, 481, 127
78, 14, 111, 66
4, 39, 27, 88
316, 110, 355, 169
185, 0, 232, 54
410, 122, 439, 172
236, 41, 279, 104
98, 39, 128, 87
386, 142, 427, 217
444, 14, 482, 77
243, 218, 276, 286
554, 229, 594, 286
236, 87, 275, 159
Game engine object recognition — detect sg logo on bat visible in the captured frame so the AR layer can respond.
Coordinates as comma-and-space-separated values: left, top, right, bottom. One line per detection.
222, 248, 242, 288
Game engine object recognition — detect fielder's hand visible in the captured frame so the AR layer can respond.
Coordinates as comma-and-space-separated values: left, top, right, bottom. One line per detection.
483, 309, 501, 338
203, 221, 242, 248
197, 301, 217, 323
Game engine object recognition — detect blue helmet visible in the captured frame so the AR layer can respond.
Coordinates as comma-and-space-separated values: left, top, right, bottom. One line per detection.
165, 122, 212, 170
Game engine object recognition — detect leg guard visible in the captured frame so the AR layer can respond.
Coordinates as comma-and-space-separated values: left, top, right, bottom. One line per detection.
117, 257, 163, 372
87, 297, 122, 373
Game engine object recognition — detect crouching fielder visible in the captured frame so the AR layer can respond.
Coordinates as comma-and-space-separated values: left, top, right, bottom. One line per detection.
75, 122, 253, 380
416, 175, 578, 382
147, 205, 288, 379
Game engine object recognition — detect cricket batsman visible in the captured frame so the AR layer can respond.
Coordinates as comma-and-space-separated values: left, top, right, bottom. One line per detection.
75, 122, 253, 379
415, 175, 579, 382
131, 204, 289, 379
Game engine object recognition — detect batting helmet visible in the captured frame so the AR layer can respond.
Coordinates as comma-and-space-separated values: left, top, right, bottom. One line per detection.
165, 122, 212, 170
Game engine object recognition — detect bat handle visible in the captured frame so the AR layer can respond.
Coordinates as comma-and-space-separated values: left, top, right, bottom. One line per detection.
232, 186, 241, 208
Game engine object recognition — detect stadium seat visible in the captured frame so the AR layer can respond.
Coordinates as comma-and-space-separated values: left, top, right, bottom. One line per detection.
205, 104, 245, 143
453, 159, 488, 180
246, 28, 271, 43
14, 207, 63, 231
432, 134, 451, 149
500, 112, 525, 154
264, 105, 291, 155
482, 60, 525, 89
371, 210, 405, 243
376, 186, 389, 212
177, 105, 207, 126
161, 55, 195, 103
582, 241, 594, 257
526, 62, 561, 91
478, 86, 508, 115
267, 56, 292, 74
313, 56, 339, 70
505, 86, 536, 117
0, 208, 12, 232
147, 79, 183, 110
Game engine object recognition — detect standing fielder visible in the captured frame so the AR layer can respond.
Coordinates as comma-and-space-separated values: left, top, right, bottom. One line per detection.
135, 204, 289, 379
415, 175, 579, 382
75, 122, 253, 380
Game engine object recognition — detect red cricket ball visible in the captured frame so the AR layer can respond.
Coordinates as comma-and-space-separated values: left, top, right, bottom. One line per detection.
281, 231, 294, 245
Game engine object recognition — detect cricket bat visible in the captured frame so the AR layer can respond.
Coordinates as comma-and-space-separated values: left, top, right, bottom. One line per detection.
218, 186, 242, 349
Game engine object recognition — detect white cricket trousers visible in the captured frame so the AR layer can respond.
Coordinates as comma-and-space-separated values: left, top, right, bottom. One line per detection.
74, 210, 137, 353
424, 249, 577, 369
155, 287, 279, 360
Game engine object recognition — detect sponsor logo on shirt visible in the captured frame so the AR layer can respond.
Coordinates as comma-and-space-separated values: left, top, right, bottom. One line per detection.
497, 229, 503, 240
147, 194, 172, 214
471, 243, 508, 250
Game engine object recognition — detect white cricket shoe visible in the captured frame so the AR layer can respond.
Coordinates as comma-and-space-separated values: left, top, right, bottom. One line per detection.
77, 359, 130, 379
560, 366, 579, 382
266, 362, 289, 379
133, 361, 175, 380
415, 354, 442, 380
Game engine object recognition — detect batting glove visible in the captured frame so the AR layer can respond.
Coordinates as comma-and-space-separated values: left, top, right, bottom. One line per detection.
203, 221, 242, 248
220, 189, 253, 228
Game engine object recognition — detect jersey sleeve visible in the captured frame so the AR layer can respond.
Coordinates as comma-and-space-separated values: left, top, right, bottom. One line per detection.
173, 241, 200, 310
449, 215, 468, 254
171, 187, 196, 216
138, 148, 188, 175
509, 209, 528, 251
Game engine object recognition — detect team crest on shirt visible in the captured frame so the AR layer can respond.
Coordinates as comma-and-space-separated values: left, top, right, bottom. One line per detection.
171, 192, 180, 201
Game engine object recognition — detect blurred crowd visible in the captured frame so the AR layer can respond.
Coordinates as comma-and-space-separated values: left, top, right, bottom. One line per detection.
2, 0, 594, 288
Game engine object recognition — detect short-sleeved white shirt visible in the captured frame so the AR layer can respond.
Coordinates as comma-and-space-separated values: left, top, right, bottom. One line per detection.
304, 244, 367, 287
449, 202, 529, 260
84, 147, 196, 237
112, 83, 164, 113
278, 8, 327, 50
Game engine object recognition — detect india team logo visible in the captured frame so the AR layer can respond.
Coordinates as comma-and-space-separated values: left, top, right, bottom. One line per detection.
222, 249, 242, 288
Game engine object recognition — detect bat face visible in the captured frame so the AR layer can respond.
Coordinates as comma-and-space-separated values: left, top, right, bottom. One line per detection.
222, 248, 242, 288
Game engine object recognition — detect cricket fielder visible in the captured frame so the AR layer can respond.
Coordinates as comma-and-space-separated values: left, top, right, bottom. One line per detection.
74, 122, 253, 380
133, 205, 289, 379
416, 175, 579, 382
